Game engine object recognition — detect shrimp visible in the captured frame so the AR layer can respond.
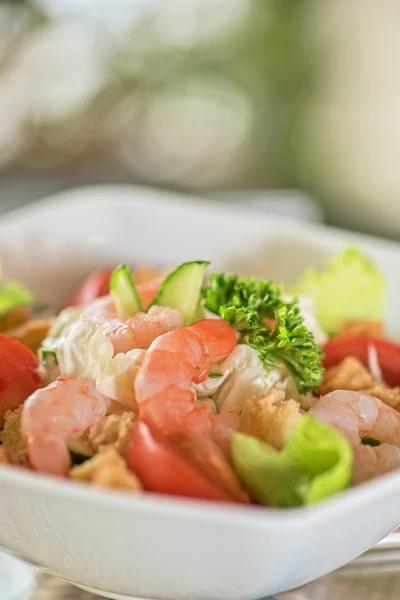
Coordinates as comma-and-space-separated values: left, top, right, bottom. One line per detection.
84, 295, 183, 354
21, 377, 109, 476
137, 276, 165, 310
134, 320, 239, 449
309, 389, 400, 484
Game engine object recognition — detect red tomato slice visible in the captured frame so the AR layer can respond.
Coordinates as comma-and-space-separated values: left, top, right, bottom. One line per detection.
187, 319, 239, 362
68, 268, 114, 306
126, 421, 250, 503
0, 335, 43, 426
323, 337, 400, 387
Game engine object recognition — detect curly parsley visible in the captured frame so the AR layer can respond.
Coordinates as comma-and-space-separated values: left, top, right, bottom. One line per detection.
203, 274, 324, 393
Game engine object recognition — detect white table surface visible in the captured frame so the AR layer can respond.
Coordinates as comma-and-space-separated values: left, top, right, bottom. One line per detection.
31, 569, 399, 600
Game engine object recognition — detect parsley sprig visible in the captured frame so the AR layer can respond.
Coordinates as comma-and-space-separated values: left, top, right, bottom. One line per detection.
203, 274, 323, 393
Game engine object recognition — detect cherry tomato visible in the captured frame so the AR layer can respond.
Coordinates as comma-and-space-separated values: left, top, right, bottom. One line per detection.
187, 319, 239, 362
126, 421, 249, 503
323, 337, 400, 387
68, 268, 114, 306
0, 335, 43, 426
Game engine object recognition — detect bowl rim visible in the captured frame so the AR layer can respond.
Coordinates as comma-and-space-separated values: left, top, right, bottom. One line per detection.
1, 182, 400, 255
1, 461, 400, 531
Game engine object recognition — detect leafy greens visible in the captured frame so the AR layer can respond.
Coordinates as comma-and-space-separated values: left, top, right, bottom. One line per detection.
292, 246, 384, 335
0, 260, 33, 316
202, 274, 323, 393
232, 416, 353, 507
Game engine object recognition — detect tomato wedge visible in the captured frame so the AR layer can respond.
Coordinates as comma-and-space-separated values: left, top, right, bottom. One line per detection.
126, 421, 250, 503
187, 319, 239, 362
323, 337, 400, 387
68, 268, 114, 306
0, 335, 43, 426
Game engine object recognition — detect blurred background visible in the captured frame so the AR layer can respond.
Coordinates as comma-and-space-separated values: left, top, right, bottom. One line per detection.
0, 0, 399, 238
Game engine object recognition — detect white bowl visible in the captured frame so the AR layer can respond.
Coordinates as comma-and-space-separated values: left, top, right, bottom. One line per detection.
1, 184, 400, 600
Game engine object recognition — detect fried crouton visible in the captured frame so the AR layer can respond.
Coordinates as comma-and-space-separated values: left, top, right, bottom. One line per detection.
336, 320, 384, 339
319, 357, 374, 396
0, 445, 29, 468
0, 306, 30, 332
0, 406, 27, 457
5, 318, 53, 354
243, 388, 302, 450
70, 447, 141, 491
88, 412, 136, 455
107, 400, 135, 417
361, 384, 400, 411
320, 356, 400, 410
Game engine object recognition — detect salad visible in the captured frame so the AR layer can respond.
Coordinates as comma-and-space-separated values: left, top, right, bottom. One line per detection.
0, 248, 399, 507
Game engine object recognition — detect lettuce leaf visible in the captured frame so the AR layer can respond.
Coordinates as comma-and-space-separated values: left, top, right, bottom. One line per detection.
283, 416, 353, 504
231, 433, 307, 508
231, 416, 352, 507
0, 281, 34, 315
292, 246, 384, 335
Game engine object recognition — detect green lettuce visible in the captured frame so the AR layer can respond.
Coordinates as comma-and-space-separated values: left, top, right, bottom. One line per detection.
292, 246, 384, 335
231, 416, 352, 508
0, 281, 34, 315
283, 416, 353, 504
231, 433, 307, 508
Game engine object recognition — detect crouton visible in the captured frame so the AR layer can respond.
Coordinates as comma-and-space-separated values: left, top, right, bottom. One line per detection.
70, 447, 141, 491
0, 445, 29, 467
243, 388, 302, 450
0, 406, 27, 457
0, 306, 30, 332
5, 318, 53, 354
336, 320, 384, 339
319, 357, 374, 396
319, 356, 400, 410
88, 412, 136, 455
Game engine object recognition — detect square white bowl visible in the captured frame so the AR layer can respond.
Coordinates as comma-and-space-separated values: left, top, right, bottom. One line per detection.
1, 185, 400, 600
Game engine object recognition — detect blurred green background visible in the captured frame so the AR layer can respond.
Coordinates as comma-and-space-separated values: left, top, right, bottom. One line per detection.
0, 0, 399, 238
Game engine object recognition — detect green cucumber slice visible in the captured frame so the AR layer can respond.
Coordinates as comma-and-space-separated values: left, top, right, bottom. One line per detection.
39, 348, 57, 361
192, 299, 206, 323
151, 261, 209, 326
68, 438, 93, 465
38, 348, 58, 370
110, 264, 142, 316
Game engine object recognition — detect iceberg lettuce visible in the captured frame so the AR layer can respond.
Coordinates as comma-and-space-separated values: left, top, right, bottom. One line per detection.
292, 246, 384, 335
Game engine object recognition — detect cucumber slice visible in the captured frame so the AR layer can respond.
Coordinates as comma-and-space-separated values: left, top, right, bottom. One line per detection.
38, 348, 60, 383
38, 348, 58, 370
151, 261, 209, 326
39, 348, 57, 361
68, 438, 93, 465
193, 300, 206, 323
208, 363, 223, 378
110, 264, 142, 316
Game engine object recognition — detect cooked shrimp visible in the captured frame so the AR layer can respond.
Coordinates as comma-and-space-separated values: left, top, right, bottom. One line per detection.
309, 389, 400, 484
135, 320, 239, 448
84, 295, 183, 354
136, 276, 165, 310
21, 377, 109, 476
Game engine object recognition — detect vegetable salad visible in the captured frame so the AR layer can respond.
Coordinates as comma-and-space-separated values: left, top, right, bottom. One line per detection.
0, 248, 399, 508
